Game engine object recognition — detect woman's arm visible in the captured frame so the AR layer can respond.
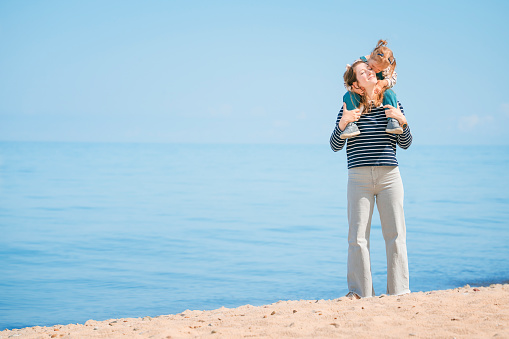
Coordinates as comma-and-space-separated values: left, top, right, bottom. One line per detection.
383, 102, 407, 127
330, 106, 347, 152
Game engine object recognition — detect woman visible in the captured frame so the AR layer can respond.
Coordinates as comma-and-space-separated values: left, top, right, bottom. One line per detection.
330, 60, 412, 298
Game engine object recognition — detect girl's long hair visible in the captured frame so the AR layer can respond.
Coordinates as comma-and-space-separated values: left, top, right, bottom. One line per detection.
343, 60, 383, 113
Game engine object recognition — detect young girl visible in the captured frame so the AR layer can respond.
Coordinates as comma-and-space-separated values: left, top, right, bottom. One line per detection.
340, 40, 402, 139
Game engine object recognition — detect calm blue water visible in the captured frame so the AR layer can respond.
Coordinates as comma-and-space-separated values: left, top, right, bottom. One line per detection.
0, 142, 508, 329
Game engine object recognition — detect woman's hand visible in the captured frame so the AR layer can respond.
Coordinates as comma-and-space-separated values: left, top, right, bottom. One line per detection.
350, 83, 365, 95
339, 102, 361, 131
383, 104, 408, 127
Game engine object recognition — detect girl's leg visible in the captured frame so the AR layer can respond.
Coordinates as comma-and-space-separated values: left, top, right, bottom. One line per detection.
382, 89, 397, 107
341, 92, 361, 139
344, 91, 361, 111
374, 166, 410, 296
347, 167, 376, 297
383, 89, 404, 134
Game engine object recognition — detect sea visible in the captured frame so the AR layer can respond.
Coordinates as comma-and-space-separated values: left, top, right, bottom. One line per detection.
1, 141, 508, 330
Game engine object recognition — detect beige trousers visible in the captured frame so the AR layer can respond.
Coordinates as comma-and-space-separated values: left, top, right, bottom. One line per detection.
347, 166, 410, 297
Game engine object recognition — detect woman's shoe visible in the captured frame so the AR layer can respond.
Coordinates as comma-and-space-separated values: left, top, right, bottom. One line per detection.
386, 118, 403, 134
340, 122, 361, 139
345, 291, 361, 299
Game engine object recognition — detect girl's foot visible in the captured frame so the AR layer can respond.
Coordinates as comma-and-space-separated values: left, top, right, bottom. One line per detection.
340, 122, 361, 139
386, 118, 403, 134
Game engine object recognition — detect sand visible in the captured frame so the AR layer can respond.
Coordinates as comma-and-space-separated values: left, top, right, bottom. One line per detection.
2, 284, 508, 339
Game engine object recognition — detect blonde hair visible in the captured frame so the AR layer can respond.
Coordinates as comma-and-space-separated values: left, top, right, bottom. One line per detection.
343, 60, 383, 113
369, 39, 396, 78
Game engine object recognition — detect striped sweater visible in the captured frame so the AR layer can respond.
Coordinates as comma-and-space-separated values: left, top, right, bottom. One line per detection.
330, 102, 412, 169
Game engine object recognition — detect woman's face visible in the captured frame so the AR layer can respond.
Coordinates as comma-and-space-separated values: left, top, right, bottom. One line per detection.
354, 62, 377, 89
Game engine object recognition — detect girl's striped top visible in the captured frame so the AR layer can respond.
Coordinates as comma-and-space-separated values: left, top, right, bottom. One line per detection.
330, 102, 412, 169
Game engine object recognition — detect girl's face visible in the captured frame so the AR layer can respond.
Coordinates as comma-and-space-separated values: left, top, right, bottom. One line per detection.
354, 62, 377, 89
367, 59, 383, 73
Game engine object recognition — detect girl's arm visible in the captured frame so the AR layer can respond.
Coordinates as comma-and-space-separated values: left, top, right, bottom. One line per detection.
375, 67, 397, 94
383, 69, 397, 88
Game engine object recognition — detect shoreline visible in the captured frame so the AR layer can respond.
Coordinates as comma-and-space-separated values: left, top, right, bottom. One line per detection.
2, 284, 508, 338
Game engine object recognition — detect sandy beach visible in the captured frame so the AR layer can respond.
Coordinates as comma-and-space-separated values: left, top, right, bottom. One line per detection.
2, 284, 508, 339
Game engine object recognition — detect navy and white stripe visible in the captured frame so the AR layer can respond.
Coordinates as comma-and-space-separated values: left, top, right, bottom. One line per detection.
330, 102, 412, 169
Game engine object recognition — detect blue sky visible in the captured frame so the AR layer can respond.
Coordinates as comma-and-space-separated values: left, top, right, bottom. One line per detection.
1, 0, 508, 145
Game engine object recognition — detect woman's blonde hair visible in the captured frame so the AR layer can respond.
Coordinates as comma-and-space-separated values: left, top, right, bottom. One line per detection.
369, 39, 396, 77
343, 60, 383, 113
